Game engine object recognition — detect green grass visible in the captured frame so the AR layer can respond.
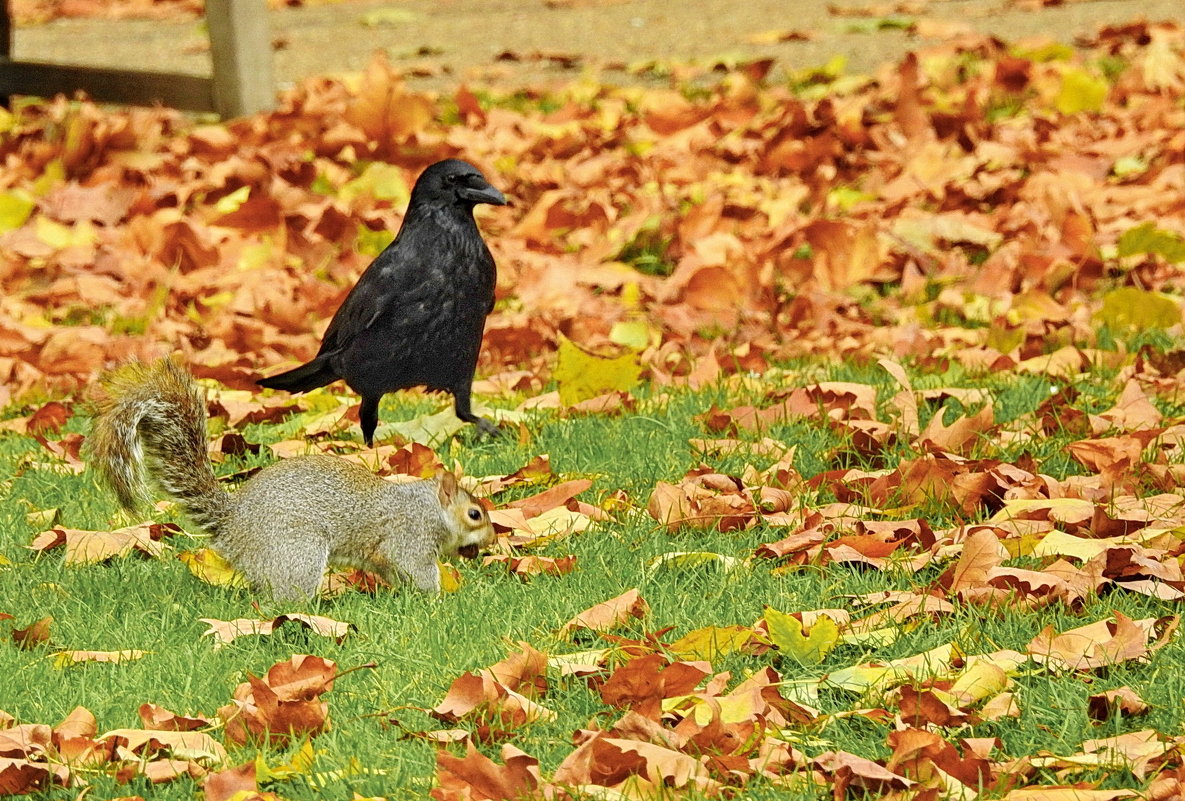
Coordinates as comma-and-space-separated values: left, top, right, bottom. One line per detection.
1, 354, 1184, 799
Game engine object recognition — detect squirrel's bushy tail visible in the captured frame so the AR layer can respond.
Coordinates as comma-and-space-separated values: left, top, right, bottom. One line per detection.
86, 359, 231, 533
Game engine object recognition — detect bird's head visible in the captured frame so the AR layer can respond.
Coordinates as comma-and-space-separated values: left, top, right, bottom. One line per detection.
411, 159, 508, 210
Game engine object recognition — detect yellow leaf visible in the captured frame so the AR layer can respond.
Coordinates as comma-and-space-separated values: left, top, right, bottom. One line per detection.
213, 185, 250, 215
1055, 67, 1108, 114
1117, 222, 1185, 262
25, 508, 58, 530
609, 319, 652, 351
648, 551, 746, 575
621, 281, 643, 310
824, 664, 910, 693
237, 239, 274, 271
668, 625, 753, 661
824, 643, 959, 693
377, 406, 466, 447
1032, 529, 1109, 561
1097, 287, 1181, 331
257, 739, 317, 782
178, 548, 248, 588
547, 649, 610, 676
36, 216, 95, 249
522, 506, 592, 539
682, 692, 762, 726
948, 661, 1009, 704
840, 626, 899, 647
340, 162, 410, 205
439, 562, 462, 593
553, 333, 641, 406
0, 190, 35, 232
764, 607, 839, 664
987, 497, 1094, 525
986, 323, 1025, 354
32, 159, 65, 196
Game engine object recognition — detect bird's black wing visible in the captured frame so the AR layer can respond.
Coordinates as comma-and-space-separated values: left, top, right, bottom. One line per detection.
315, 232, 436, 357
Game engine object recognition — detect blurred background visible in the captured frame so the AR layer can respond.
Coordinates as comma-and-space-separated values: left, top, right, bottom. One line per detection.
10, 0, 1185, 94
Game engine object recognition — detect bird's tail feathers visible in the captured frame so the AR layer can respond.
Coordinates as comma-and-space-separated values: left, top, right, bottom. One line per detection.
256, 357, 338, 394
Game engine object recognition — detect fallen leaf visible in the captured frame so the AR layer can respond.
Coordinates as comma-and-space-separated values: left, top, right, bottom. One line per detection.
559, 589, 650, 637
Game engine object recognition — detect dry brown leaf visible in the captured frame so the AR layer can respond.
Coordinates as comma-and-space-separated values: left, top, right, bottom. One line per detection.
431, 743, 541, 801
199, 614, 352, 649
218, 654, 338, 746
559, 588, 650, 636
1086, 687, 1150, 722
1027, 613, 1179, 672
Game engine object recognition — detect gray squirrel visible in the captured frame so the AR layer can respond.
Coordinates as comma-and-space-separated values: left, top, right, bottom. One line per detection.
84, 358, 493, 601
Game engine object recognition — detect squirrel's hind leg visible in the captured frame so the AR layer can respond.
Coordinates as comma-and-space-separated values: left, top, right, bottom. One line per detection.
254, 546, 329, 602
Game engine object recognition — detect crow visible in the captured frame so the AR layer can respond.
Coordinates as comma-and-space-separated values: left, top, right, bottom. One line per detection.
258, 159, 507, 446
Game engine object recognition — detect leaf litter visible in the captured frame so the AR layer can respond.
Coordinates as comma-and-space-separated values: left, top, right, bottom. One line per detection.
1, 9, 1185, 801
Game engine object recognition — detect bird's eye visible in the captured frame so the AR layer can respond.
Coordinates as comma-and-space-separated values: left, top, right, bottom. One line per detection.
467, 507, 483, 522
444, 173, 459, 185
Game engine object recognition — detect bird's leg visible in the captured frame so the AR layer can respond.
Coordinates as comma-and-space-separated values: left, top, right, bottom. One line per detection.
453, 386, 500, 438
359, 395, 380, 447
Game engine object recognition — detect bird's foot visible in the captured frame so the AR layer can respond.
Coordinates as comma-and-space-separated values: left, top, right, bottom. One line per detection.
473, 417, 501, 438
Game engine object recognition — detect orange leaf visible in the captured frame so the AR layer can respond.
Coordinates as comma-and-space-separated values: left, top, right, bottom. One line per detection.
431, 743, 540, 801
560, 589, 650, 637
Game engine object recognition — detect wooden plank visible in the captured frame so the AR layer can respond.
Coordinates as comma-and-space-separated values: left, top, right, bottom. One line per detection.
0, 0, 274, 118
206, 0, 275, 118
0, 61, 216, 111
0, 1, 11, 61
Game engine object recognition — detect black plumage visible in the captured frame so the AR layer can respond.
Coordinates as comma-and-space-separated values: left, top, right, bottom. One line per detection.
258, 159, 507, 445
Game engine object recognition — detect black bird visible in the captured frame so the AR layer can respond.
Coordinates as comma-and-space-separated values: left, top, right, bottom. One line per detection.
258, 159, 507, 445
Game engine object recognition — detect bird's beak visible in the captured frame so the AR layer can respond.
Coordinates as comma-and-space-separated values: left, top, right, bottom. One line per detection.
458, 183, 508, 206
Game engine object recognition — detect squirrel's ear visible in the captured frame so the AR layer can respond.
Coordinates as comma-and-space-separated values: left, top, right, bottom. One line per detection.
436, 470, 458, 504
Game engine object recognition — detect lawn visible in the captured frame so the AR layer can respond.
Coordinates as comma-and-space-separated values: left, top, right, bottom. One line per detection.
4, 346, 1185, 798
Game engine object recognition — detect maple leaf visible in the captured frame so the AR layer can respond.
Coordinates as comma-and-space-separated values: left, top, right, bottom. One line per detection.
178, 548, 249, 589
599, 654, 712, 719
218, 654, 339, 746
1027, 612, 1179, 672
431, 743, 541, 801
553, 334, 642, 406
431, 671, 556, 741
203, 761, 258, 801
9, 616, 52, 650
52, 650, 147, 667
668, 625, 756, 662
763, 607, 840, 664
341, 52, 436, 155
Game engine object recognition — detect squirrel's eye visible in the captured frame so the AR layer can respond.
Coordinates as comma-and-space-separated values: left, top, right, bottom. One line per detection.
468, 508, 482, 522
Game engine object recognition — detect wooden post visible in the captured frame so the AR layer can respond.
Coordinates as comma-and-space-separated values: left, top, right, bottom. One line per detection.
0, 1, 11, 63
206, 0, 275, 118
0, 0, 274, 118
